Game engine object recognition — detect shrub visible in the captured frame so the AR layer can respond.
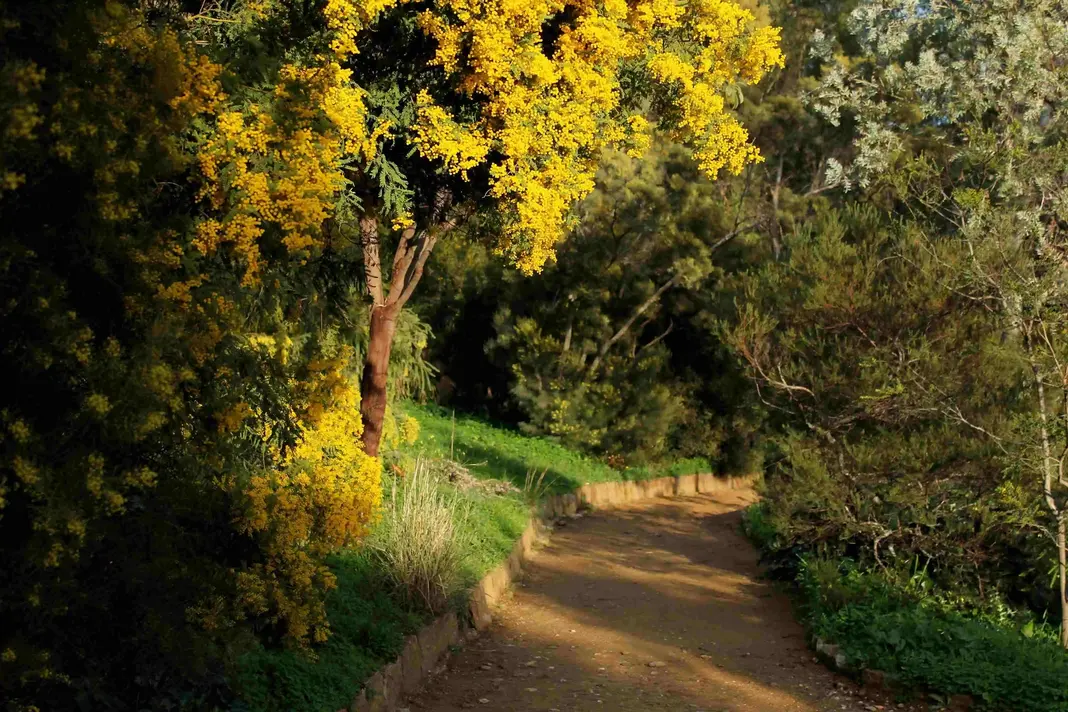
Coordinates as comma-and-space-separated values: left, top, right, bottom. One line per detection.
371, 460, 469, 614
799, 560, 1068, 712
0, 5, 385, 707
742, 501, 781, 553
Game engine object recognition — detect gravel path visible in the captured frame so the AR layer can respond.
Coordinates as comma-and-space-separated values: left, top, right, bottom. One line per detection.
406, 489, 922, 712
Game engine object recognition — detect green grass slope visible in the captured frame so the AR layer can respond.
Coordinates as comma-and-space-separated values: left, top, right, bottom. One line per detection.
407, 402, 711, 493
234, 403, 696, 712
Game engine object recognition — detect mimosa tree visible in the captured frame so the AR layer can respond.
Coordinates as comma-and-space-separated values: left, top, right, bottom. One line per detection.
312, 0, 785, 454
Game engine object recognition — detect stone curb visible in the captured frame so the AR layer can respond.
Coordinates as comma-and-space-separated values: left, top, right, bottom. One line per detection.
350, 472, 756, 712
812, 637, 974, 711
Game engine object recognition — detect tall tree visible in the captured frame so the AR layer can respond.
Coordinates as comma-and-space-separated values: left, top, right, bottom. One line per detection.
812, 0, 1068, 646
733, 0, 1068, 643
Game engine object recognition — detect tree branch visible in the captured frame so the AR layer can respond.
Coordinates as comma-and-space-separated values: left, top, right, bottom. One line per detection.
636, 319, 674, 357
587, 273, 681, 375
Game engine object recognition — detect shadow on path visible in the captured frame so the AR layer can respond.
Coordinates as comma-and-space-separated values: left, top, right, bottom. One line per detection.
407, 490, 918, 712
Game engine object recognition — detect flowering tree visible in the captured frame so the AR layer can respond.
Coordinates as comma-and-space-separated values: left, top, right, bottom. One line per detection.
312, 0, 786, 454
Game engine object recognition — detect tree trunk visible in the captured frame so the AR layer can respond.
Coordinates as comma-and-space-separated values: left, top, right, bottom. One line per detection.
1026, 332, 1068, 647
1060, 515, 1068, 648
360, 304, 398, 456
357, 194, 454, 456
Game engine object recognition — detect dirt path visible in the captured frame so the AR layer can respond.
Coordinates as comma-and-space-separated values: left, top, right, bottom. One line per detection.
407, 489, 917, 712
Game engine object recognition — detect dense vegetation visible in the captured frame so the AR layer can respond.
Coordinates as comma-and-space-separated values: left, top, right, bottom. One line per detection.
5, 0, 1068, 710
418, 0, 1068, 707
0, 1, 781, 710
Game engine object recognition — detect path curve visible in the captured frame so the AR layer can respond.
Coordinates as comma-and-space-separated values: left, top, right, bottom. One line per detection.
408, 489, 916, 712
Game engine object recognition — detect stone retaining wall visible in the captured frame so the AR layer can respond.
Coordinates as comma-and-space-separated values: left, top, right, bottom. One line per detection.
351, 472, 755, 712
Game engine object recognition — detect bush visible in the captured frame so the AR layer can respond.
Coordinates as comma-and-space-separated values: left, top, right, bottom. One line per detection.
799, 560, 1068, 712
0, 6, 385, 707
371, 460, 469, 614
742, 501, 780, 552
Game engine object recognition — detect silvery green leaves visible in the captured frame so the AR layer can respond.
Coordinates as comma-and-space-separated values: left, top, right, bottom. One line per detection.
811, 0, 1068, 192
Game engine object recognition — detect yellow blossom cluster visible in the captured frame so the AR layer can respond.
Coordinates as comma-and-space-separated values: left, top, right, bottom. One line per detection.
0, 60, 45, 197
231, 372, 381, 643
193, 53, 395, 285
195, 107, 343, 284
328, 0, 784, 274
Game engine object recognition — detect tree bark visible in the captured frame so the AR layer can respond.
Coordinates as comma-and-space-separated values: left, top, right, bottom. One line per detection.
358, 191, 456, 455
1060, 515, 1068, 647
1026, 330, 1068, 647
360, 303, 398, 456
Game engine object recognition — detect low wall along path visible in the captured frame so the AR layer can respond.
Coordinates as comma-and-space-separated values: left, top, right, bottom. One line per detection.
352, 475, 920, 712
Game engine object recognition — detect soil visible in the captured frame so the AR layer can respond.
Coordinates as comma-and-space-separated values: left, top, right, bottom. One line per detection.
406, 489, 926, 712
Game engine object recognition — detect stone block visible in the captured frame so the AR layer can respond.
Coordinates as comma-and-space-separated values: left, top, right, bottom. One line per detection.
650, 477, 674, 497
469, 583, 492, 630
380, 660, 402, 707
417, 611, 459, 677
696, 473, 723, 493
350, 686, 368, 712
518, 523, 535, 557
814, 638, 839, 663
399, 635, 423, 695
675, 474, 698, 496
353, 671, 383, 712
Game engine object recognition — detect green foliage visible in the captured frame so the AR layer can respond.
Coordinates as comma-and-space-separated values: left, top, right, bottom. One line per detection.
741, 501, 781, 554
728, 0, 1068, 636
726, 203, 1034, 594
402, 402, 706, 492
798, 560, 1068, 712
488, 145, 726, 463
417, 143, 768, 470
233, 551, 425, 712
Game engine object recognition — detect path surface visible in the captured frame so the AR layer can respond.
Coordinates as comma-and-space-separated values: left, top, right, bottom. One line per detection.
408, 489, 920, 712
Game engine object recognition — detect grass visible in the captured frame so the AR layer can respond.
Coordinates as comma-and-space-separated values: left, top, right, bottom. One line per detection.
405, 402, 712, 493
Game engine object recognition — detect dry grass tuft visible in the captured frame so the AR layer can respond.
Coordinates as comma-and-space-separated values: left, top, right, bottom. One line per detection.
371, 459, 469, 613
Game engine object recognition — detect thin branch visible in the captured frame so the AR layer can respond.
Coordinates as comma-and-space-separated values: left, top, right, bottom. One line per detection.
637, 319, 675, 356
587, 273, 681, 375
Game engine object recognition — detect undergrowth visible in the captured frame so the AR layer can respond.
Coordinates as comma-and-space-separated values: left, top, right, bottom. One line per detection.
744, 502, 1068, 712
234, 406, 722, 711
